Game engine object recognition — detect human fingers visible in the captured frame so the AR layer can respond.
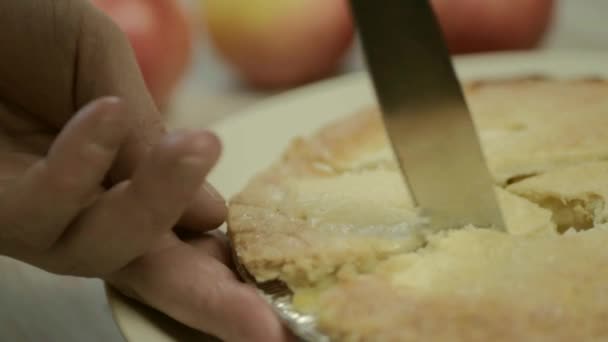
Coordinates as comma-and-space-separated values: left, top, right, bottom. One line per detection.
75, 1, 166, 180
0, 97, 130, 257
109, 235, 291, 342
48, 131, 221, 276
0, 0, 163, 185
178, 183, 227, 232
77, 3, 227, 233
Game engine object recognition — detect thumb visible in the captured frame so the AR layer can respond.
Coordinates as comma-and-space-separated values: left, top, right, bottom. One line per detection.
108, 234, 292, 342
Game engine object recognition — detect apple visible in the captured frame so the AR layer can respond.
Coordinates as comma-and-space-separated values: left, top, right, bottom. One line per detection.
202, 0, 355, 89
431, 0, 556, 54
92, 0, 193, 109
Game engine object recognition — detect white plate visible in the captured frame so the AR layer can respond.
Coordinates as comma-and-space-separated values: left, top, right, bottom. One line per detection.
106, 50, 608, 341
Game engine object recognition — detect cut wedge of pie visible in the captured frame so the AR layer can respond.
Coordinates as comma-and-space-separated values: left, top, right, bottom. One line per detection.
228, 77, 608, 341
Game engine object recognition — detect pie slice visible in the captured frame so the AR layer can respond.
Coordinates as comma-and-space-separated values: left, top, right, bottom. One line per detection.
228, 77, 608, 341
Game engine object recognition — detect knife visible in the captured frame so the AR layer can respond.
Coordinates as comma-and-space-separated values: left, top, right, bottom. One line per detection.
349, 0, 505, 230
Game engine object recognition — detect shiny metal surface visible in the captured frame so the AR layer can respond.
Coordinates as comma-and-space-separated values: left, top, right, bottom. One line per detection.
231, 248, 330, 342
349, 0, 505, 230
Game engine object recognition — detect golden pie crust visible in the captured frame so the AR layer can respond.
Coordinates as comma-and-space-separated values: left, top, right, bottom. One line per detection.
228, 77, 608, 341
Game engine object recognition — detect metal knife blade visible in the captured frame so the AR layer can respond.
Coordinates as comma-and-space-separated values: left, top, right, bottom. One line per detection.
349, 0, 505, 230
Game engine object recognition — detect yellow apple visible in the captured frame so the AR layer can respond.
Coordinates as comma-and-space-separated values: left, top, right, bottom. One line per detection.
202, 0, 354, 88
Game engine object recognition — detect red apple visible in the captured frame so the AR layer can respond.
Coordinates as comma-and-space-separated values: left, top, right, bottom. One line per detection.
431, 0, 556, 54
202, 0, 355, 89
92, 0, 193, 109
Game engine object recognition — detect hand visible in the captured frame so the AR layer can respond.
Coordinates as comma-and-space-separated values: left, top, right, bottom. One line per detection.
0, 1, 288, 341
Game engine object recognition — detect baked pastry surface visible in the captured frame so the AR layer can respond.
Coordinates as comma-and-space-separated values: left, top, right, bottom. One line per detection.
228, 77, 608, 341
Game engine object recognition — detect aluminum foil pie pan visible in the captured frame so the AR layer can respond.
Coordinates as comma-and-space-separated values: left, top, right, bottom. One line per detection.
230, 246, 330, 342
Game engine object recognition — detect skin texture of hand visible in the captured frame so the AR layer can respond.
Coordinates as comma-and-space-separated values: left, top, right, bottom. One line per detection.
0, 1, 289, 341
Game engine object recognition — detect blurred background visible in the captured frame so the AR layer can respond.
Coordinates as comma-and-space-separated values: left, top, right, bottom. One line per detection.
91, 0, 607, 126
2, 1, 608, 341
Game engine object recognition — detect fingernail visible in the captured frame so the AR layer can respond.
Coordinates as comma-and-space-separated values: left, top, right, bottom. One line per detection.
101, 96, 122, 105
204, 183, 225, 202
93, 96, 122, 109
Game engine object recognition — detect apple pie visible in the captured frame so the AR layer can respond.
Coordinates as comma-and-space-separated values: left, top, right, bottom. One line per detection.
228, 77, 608, 341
